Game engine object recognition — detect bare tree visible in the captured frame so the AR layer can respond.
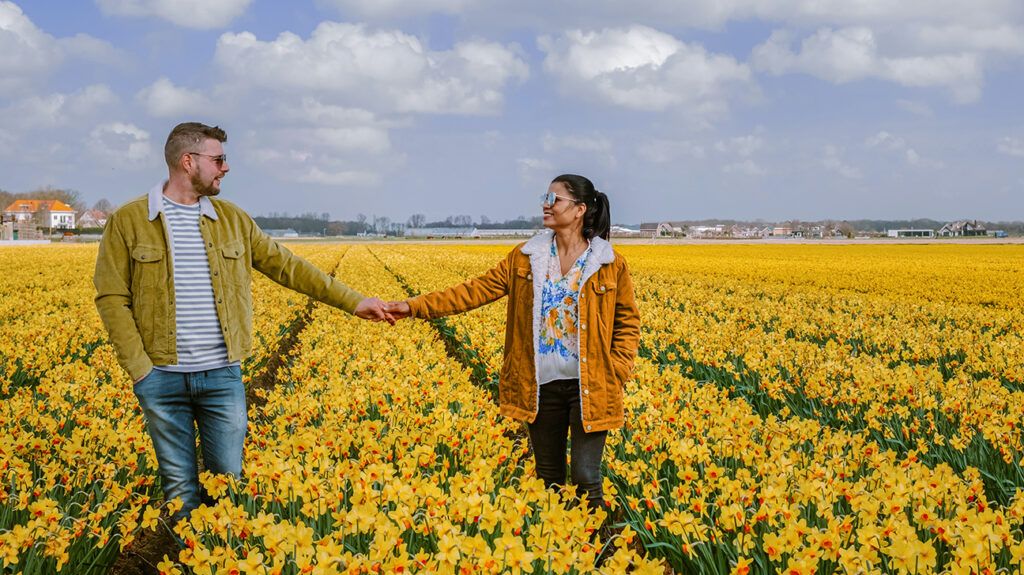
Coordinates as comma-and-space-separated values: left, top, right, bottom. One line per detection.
92, 198, 114, 214
407, 213, 426, 228
20, 187, 86, 212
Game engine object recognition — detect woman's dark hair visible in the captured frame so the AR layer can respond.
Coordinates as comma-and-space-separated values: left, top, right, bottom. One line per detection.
552, 174, 611, 241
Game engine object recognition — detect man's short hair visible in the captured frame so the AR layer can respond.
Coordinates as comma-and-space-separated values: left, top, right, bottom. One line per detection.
164, 122, 227, 171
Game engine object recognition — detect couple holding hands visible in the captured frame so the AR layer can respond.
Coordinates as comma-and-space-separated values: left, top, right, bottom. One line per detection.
94, 122, 639, 527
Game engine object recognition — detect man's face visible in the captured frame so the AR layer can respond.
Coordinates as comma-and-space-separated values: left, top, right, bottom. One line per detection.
186, 139, 230, 197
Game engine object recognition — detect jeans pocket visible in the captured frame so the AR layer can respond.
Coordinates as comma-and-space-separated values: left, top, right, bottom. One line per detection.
132, 369, 157, 397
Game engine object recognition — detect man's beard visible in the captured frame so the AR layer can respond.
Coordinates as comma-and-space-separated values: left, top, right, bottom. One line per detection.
190, 171, 220, 197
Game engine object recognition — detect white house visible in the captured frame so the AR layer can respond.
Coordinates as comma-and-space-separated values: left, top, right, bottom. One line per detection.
2, 199, 76, 229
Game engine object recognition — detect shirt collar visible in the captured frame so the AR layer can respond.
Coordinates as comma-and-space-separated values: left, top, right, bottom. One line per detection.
147, 180, 219, 222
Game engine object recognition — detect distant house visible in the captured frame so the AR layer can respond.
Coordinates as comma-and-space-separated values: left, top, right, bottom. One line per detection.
264, 228, 300, 238
2, 199, 76, 229
639, 222, 681, 238
887, 229, 935, 238
610, 225, 642, 238
474, 228, 539, 238
938, 220, 986, 237
772, 226, 793, 237
689, 225, 726, 238
77, 209, 108, 229
405, 227, 478, 238
730, 226, 771, 239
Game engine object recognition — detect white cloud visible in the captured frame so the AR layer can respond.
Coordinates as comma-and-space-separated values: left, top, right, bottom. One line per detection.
0, 2, 61, 90
294, 166, 382, 186
539, 25, 753, 118
137, 78, 213, 118
896, 99, 933, 116
637, 139, 706, 163
95, 0, 252, 29
0, 2, 124, 92
865, 130, 906, 151
722, 159, 766, 176
214, 23, 527, 115
89, 122, 153, 164
316, 0, 1022, 30
241, 97, 396, 187
541, 132, 612, 154
822, 145, 861, 179
902, 24, 1024, 56
517, 157, 554, 182
0, 84, 117, 129
715, 134, 763, 157
753, 27, 984, 103
997, 136, 1024, 158
865, 130, 943, 168
316, 0, 477, 19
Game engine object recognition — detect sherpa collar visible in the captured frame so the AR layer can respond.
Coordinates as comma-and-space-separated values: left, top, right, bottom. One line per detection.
147, 181, 219, 222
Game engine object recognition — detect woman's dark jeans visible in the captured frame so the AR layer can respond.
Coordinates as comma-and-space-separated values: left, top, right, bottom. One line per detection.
528, 378, 608, 509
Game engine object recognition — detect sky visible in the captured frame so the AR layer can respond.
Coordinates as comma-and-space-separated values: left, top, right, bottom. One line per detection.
1, 1, 1022, 225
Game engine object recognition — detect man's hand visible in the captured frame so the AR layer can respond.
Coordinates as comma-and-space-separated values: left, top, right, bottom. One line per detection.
384, 301, 412, 320
354, 297, 396, 325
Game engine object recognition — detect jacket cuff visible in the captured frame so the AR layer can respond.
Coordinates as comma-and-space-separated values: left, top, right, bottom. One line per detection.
331, 283, 365, 314
407, 296, 428, 319
126, 356, 154, 383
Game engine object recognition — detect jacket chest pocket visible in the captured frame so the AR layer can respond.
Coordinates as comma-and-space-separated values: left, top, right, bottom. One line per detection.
586, 280, 617, 331
219, 240, 249, 286
513, 267, 533, 297
131, 245, 165, 289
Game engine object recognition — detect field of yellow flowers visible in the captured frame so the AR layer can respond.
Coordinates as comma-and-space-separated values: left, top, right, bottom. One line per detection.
2, 242, 1023, 574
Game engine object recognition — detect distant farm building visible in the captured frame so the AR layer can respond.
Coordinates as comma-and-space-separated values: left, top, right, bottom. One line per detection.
887, 229, 935, 238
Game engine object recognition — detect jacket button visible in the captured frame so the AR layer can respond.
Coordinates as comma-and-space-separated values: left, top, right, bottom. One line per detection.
208, 242, 213, 248
527, 273, 532, 279
140, 255, 146, 260
581, 356, 587, 363
583, 389, 589, 395
214, 271, 219, 276
586, 425, 592, 431
581, 323, 587, 330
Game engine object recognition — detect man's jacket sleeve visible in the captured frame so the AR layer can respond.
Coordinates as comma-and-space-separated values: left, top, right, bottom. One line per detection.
94, 214, 153, 381
247, 217, 365, 313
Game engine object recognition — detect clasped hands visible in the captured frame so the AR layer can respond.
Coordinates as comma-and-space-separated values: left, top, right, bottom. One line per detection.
352, 298, 413, 325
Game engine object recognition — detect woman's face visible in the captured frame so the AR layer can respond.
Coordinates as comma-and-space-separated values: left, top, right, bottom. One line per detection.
541, 181, 585, 232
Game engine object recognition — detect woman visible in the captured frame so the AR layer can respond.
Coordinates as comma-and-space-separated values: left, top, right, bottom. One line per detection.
387, 174, 640, 509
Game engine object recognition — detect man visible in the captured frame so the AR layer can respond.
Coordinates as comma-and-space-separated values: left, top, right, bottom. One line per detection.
94, 122, 392, 523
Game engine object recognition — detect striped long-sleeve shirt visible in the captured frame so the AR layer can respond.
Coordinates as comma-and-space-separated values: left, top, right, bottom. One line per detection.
157, 195, 235, 372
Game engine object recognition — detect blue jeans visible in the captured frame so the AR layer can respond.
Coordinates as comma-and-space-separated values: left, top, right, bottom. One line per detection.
133, 365, 247, 524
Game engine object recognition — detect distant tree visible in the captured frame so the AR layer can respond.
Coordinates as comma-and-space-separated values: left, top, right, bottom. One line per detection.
446, 214, 472, 227
357, 213, 367, 226
480, 215, 491, 226
0, 189, 13, 211
407, 213, 426, 228
26, 186, 85, 212
92, 198, 114, 214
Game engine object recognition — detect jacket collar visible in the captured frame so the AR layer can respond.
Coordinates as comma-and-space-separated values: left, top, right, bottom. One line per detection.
147, 180, 219, 222
521, 229, 615, 265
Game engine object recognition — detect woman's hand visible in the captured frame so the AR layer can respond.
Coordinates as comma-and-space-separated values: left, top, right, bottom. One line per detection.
384, 301, 412, 320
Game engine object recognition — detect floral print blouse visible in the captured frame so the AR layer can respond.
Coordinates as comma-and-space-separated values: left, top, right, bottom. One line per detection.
536, 237, 591, 384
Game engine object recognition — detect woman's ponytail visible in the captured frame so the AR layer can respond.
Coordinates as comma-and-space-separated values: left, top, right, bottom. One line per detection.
552, 174, 612, 241
588, 191, 611, 241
